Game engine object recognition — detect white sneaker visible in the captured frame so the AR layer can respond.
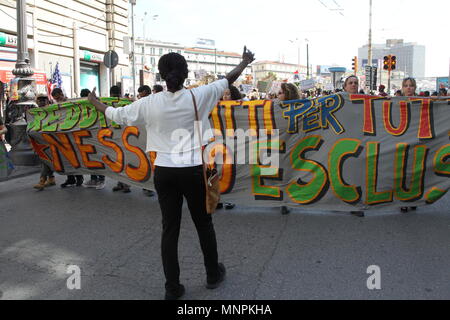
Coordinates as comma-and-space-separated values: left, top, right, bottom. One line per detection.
96, 181, 105, 190
84, 180, 98, 188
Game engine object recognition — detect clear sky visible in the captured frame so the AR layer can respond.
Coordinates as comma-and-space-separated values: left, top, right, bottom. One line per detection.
134, 0, 449, 77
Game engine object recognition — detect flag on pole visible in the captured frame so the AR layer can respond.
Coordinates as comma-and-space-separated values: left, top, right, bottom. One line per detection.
51, 63, 62, 88
47, 62, 62, 102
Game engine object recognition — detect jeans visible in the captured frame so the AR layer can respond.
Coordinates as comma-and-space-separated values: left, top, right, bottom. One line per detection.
40, 162, 54, 178
154, 165, 220, 291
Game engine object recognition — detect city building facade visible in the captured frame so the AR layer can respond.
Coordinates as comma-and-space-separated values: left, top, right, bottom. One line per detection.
133, 38, 252, 88
358, 39, 425, 78
0, 0, 130, 98
252, 60, 308, 84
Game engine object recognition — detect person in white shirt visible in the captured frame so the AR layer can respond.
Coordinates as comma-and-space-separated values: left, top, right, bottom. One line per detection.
89, 47, 255, 300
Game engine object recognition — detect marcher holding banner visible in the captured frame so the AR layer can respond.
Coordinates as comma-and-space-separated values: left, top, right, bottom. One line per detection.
0, 116, 13, 179
216, 85, 242, 211
343, 76, 365, 217
400, 77, 418, 213
88, 47, 255, 300
33, 93, 56, 191
343, 75, 359, 94
276, 83, 300, 215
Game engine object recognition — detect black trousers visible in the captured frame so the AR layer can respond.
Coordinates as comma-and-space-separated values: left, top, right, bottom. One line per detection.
154, 165, 220, 291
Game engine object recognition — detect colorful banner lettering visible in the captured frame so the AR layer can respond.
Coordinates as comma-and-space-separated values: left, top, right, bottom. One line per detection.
27, 94, 450, 211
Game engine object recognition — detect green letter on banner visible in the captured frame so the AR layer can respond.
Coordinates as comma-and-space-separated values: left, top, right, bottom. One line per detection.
287, 135, 328, 204
328, 139, 362, 204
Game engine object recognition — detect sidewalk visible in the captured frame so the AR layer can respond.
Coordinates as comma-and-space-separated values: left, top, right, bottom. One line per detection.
0, 165, 40, 182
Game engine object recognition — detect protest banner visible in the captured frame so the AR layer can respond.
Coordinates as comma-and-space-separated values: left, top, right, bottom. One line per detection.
27, 94, 450, 211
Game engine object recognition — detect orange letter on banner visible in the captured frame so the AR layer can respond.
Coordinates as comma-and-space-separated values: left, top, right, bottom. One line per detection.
242, 100, 264, 136
42, 133, 81, 172
208, 143, 235, 194
410, 98, 434, 139
263, 100, 276, 135
209, 104, 224, 135
350, 95, 384, 135
219, 100, 241, 137
97, 129, 124, 173
382, 101, 410, 136
73, 130, 105, 169
122, 126, 150, 182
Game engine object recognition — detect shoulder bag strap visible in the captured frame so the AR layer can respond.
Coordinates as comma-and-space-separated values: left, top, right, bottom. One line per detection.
189, 90, 209, 186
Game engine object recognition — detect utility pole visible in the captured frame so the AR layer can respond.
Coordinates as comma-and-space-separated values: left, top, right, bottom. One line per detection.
214, 48, 217, 76
142, 11, 147, 76
130, 0, 136, 97
8, 0, 38, 165
289, 39, 301, 79
73, 22, 80, 97
306, 39, 310, 79
368, 0, 373, 67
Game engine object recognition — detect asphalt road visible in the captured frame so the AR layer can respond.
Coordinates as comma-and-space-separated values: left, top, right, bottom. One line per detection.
0, 173, 449, 300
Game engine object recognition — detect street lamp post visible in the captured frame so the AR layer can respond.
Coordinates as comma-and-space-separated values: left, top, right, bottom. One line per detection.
214, 48, 217, 76
368, 0, 373, 68
130, 0, 136, 97
141, 11, 147, 77
7, 0, 39, 166
289, 38, 301, 80
141, 12, 158, 82
305, 39, 310, 79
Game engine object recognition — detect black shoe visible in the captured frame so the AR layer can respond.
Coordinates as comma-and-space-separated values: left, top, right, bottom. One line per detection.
224, 203, 235, 210
351, 211, 365, 217
112, 183, 124, 192
143, 189, 155, 197
61, 177, 76, 188
400, 207, 409, 213
216, 203, 224, 210
206, 263, 226, 289
75, 176, 84, 187
280, 206, 290, 215
164, 284, 185, 300
122, 187, 131, 193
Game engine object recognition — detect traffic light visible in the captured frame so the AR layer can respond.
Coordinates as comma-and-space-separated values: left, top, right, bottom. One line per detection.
352, 56, 358, 73
383, 56, 390, 70
390, 55, 397, 70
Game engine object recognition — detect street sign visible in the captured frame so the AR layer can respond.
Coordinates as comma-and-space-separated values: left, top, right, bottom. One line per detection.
104, 50, 119, 69
365, 66, 377, 91
83, 50, 103, 63
0, 32, 18, 48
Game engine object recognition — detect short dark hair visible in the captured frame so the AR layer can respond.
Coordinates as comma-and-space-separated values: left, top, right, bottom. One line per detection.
80, 88, 91, 97
153, 84, 164, 93
158, 53, 188, 91
138, 85, 151, 93
110, 85, 121, 97
51, 88, 63, 97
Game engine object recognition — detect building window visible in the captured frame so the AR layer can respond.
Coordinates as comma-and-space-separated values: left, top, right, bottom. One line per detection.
151, 57, 155, 66
159, 48, 163, 55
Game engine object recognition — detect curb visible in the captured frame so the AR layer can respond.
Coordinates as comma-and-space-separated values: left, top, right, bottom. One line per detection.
0, 166, 41, 182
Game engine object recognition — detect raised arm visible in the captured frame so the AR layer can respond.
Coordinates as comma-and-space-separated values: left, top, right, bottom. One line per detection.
88, 87, 108, 113
226, 46, 255, 85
